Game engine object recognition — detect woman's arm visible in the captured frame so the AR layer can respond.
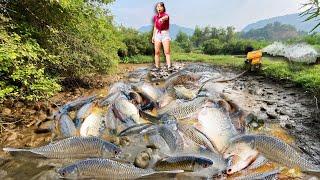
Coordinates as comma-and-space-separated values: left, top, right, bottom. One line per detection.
160, 15, 169, 22
152, 24, 157, 43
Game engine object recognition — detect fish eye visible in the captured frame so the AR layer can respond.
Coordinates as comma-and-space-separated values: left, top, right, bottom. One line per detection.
203, 163, 209, 168
60, 171, 66, 176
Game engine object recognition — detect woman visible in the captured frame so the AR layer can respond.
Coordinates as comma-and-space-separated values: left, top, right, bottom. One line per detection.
152, 2, 171, 70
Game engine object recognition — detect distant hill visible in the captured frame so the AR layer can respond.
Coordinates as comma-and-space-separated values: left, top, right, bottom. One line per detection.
241, 22, 303, 41
138, 24, 194, 39
242, 13, 320, 33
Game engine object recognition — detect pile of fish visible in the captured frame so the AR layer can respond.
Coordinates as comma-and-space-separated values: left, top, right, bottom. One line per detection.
3, 63, 320, 179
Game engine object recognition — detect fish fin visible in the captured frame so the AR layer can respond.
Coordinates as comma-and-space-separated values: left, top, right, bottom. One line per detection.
138, 109, 159, 124
3, 147, 30, 152
154, 170, 184, 174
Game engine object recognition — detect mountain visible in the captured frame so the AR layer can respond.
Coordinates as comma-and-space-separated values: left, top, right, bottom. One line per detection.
138, 24, 194, 39
242, 13, 320, 33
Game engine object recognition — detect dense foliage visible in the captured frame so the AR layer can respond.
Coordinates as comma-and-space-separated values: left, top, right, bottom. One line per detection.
1, 0, 122, 100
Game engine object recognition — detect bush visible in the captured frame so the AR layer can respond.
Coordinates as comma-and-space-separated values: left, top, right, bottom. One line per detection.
0, 26, 61, 100
118, 27, 153, 57
202, 39, 224, 55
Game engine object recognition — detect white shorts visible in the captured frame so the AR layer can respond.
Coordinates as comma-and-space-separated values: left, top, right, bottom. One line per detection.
154, 30, 171, 42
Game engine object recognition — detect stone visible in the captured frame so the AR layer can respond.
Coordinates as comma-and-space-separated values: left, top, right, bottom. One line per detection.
1, 108, 12, 116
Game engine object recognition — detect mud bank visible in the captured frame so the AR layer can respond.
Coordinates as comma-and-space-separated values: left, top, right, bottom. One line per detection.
0, 63, 319, 179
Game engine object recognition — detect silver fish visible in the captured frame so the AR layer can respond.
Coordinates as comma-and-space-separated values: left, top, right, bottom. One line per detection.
177, 123, 217, 153
75, 102, 95, 128
159, 97, 207, 120
231, 168, 280, 180
247, 155, 268, 170
229, 134, 320, 173
133, 82, 163, 103
3, 137, 121, 159
58, 113, 77, 137
196, 107, 237, 152
57, 158, 183, 179
154, 156, 213, 172
174, 85, 197, 100
80, 109, 103, 137
118, 123, 154, 137
164, 72, 200, 90
158, 125, 184, 153
113, 98, 141, 124
59, 95, 97, 114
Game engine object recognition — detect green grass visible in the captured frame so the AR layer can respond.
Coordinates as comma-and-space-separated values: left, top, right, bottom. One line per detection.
122, 53, 320, 95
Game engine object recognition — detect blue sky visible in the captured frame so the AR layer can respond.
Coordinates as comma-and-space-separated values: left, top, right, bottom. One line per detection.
109, 0, 307, 31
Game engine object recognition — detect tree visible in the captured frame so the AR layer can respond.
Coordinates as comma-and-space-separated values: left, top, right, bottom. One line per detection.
301, 0, 320, 31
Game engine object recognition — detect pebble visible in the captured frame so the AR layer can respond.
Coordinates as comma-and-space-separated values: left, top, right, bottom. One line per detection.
1, 108, 12, 116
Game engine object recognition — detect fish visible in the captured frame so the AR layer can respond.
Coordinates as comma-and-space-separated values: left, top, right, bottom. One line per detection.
132, 82, 163, 103
3, 136, 121, 159
158, 124, 184, 153
157, 92, 175, 108
104, 106, 119, 134
182, 63, 218, 73
164, 72, 200, 90
229, 134, 320, 173
113, 98, 142, 125
159, 97, 208, 120
58, 113, 77, 137
174, 85, 197, 100
58, 95, 97, 114
247, 155, 268, 170
80, 108, 103, 137
118, 123, 154, 137
108, 82, 132, 95
177, 123, 218, 153
224, 142, 260, 175
57, 158, 183, 179
154, 156, 213, 172
196, 107, 238, 152
231, 168, 280, 180
75, 102, 95, 128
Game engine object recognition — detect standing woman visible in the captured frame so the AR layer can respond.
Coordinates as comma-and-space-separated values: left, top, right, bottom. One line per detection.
152, 2, 171, 69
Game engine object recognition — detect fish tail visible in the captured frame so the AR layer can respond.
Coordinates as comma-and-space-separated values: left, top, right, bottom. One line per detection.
3, 147, 30, 152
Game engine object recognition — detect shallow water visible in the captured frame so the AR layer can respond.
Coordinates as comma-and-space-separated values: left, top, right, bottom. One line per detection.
0, 63, 319, 179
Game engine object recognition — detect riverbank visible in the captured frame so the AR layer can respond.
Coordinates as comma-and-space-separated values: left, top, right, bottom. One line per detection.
123, 53, 320, 97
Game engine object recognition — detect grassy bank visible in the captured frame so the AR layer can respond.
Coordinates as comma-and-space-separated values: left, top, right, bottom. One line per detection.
122, 53, 320, 95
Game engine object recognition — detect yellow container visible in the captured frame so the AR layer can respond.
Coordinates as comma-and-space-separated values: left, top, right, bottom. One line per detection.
247, 50, 262, 60
247, 50, 262, 65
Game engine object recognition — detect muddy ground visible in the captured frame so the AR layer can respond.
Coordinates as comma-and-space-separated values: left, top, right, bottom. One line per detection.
0, 63, 319, 179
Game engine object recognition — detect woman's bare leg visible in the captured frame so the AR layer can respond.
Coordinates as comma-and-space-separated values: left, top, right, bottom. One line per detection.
163, 40, 171, 67
154, 41, 162, 68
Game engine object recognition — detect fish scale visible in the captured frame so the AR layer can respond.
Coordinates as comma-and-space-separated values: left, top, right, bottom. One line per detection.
3, 137, 120, 159
160, 97, 207, 120
158, 125, 184, 153
231, 134, 320, 172
154, 156, 213, 172
178, 123, 217, 153
58, 158, 180, 179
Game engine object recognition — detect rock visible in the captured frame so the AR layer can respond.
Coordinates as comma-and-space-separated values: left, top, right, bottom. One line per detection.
285, 123, 295, 129
37, 111, 47, 121
1, 108, 12, 116
15, 101, 24, 108
260, 106, 267, 112
266, 111, 278, 119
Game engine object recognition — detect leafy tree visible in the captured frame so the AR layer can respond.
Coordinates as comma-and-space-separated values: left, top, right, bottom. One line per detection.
176, 31, 192, 53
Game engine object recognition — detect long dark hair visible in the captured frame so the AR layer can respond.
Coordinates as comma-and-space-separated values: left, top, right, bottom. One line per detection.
155, 2, 166, 13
